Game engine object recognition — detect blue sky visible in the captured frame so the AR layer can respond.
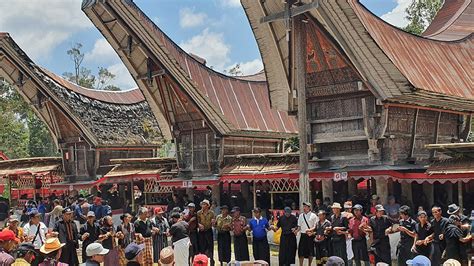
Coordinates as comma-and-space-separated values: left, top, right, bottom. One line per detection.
0, 0, 411, 90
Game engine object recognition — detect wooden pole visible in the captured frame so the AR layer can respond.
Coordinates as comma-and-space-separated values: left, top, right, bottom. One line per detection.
131, 180, 135, 212
458, 182, 463, 210
253, 181, 257, 209
295, 16, 310, 210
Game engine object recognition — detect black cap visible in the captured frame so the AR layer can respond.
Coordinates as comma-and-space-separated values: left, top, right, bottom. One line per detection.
170, 212, 181, 219
28, 208, 40, 217
220, 205, 229, 210
17, 243, 36, 255
124, 243, 145, 260
253, 207, 261, 213
231, 206, 240, 213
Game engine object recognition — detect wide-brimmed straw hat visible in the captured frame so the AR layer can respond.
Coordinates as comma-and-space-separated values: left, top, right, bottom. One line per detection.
40, 238, 65, 254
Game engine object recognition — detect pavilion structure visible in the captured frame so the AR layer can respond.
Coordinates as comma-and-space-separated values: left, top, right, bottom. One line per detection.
241, 0, 473, 209
0, 33, 164, 205
82, 0, 305, 210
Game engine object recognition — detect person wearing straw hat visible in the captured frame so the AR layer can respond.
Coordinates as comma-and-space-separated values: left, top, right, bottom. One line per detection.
79, 211, 101, 263
367, 204, 394, 264
327, 202, 349, 264
197, 199, 215, 266
38, 237, 67, 266
151, 207, 169, 264
53, 207, 79, 266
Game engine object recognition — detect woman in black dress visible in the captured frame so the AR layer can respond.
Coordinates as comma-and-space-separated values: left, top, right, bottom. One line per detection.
312, 210, 331, 266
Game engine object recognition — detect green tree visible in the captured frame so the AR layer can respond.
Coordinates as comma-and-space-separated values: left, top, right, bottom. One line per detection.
227, 63, 242, 76
63, 43, 120, 90
0, 81, 57, 158
404, 0, 443, 35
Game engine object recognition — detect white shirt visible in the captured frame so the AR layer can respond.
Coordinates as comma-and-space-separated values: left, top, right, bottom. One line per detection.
23, 222, 48, 249
298, 211, 318, 233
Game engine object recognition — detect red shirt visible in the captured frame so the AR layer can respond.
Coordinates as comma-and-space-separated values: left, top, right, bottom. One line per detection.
349, 215, 369, 240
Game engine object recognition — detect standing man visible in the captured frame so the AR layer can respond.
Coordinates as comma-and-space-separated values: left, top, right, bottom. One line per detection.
272, 207, 297, 266
168, 212, 190, 265
367, 204, 393, 264
444, 214, 472, 264
23, 209, 48, 265
79, 211, 101, 263
328, 203, 349, 263
446, 204, 471, 263
297, 202, 318, 265
197, 199, 215, 266
183, 202, 198, 263
231, 207, 250, 261
348, 204, 370, 266
53, 207, 79, 266
430, 205, 449, 265
134, 207, 154, 266
311, 210, 331, 266
249, 207, 270, 264
215, 205, 232, 265
412, 210, 433, 258
396, 205, 416, 266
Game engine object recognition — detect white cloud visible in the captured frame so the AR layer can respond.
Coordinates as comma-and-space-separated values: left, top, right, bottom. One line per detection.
84, 38, 118, 65
179, 8, 207, 28
220, 0, 241, 8
107, 63, 137, 90
381, 0, 411, 28
227, 59, 263, 76
0, 0, 93, 60
180, 28, 231, 71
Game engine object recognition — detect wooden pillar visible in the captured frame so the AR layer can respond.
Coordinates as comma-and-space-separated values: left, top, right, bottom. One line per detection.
446, 182, 453, 203
270, 193, 274, 209
422, 182, 434, 208
322, 179, 333, 202
458, 182, 463, 210
401, 181, 413, 207
241, 182, 251, 211
130, 180, 135, 212
212, 184, 220, 206
376, 179, 388, 205
253, 181, 257, 209
295, 15, 310, 210
348, 178, 357, 197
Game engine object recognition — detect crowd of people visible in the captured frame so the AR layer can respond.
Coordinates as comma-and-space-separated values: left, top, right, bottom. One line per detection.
0, 192, 473, 265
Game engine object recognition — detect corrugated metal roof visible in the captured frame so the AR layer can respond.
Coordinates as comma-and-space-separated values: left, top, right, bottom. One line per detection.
242, 0, 473, 112
423, 0, 473, 41
351, 0, 473, 101
82, 1, 298, 137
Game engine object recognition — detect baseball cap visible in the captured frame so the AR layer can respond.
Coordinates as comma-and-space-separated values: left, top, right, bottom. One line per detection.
87, 211, 96, 217
86, 243, 109, 257
284, 207, 292, 214
188, 202, 196, 208
62, 207, 74, 214
28, 208, 40, 217
375, 204, 385, 211
353, 204, 363, 210
406, 255, 431, 265
302, 202, 312, 207
231, 206, 240, 213
125, 243, 145, 260
0, 229, 20, 243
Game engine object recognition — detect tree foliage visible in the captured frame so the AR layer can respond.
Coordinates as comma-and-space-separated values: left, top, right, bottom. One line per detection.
63, 43, 120, 91
225, 63, 243, 76
0, 81, 57, 159
404, 0, 443, 35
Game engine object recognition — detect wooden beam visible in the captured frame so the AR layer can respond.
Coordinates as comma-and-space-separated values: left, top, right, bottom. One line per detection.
408, 108, 419, 160
295, 16, 310, 209
309, 115, 364, 124
430, 111, 441, 159
260, 1, 319, 23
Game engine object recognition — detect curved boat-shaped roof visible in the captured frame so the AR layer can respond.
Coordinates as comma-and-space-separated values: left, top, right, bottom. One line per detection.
423, 0, 473, 41
242, 0, 473, 112
0, 33, 163, 147
82, 0, 297, 138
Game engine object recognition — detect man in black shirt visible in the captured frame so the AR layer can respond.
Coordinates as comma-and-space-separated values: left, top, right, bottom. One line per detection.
430, 206, 449, 265
53, 207, 79, 266
368, 204, 393, 264
272, 207, 298, 266
168, 212, 190, 265
396, 205, 416, 266
446, 203, 471, 263
80, 211, 102, 263
134, 207, 153, 265
444, 214, 472, 263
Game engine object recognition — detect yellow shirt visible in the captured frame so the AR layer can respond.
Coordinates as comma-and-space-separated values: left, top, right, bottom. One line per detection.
12, 258, 30, 266
3, 227, 23, 241
216, 214, 232, 232
197, 210, 215, 231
